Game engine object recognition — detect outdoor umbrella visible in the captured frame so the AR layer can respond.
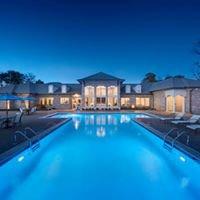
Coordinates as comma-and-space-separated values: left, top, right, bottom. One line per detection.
0, 94, 23, 125
22, 96, 36, 101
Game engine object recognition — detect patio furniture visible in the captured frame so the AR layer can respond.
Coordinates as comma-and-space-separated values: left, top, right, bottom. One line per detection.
0, 94, 23, 128
0, 115, 17, 128
19, 107, 25, 113
10, 112, 24, 127
29, 106, 37, 114
160, 113, 184, 121
172, 115, 200, 125
186, 124, 200, 131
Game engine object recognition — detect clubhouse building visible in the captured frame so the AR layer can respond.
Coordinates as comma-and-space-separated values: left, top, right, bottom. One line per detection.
0, 72, 200, 114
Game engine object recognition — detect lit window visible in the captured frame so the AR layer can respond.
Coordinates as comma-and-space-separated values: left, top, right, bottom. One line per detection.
96, 97, 106, 104
121, 98, 130, 107
108, 86, 117, 96
108, 97, 117, 106
40, 98, 54, 106
60, 97, 69, 104
85, 97, 94, 106
136, 97, 150, 107
166, 96, 174, 112
96, 86, 106, 96
85, 86, 94, 96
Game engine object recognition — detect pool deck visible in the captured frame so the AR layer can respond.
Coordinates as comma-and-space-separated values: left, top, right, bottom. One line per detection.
0, 110, 72, 165
134, 112, 200, 161
0, 109, 200, 164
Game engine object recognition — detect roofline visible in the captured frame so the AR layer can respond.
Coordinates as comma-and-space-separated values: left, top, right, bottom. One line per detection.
150, 86, 200, 92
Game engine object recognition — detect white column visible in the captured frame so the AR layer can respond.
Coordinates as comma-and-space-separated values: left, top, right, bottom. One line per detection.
94, 86, 96, 107
173, 96, 175, 113
106, 86, 108, 107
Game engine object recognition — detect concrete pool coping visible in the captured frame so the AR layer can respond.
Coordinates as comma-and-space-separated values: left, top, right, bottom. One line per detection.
132, 118, 200, 163
0, 118, 72, 166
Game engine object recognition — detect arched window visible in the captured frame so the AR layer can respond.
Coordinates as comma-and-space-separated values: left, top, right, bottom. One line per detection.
166, 96, 174, 112
108, 86, 117, 96
175, 95, 185, 113
85, 86, 94, 96
96, 86, 106, 96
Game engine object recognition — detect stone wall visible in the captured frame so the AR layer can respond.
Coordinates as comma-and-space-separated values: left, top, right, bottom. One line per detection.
191, 88, 200, 114
152, 91, 166, 111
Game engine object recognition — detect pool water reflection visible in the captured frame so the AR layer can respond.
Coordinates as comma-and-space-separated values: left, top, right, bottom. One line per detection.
71, 114, 134, 138
0, 113, 200, 200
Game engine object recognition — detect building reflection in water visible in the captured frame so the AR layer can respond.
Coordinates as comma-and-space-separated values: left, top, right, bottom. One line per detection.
81, 114, 131, 137
96, 115, 106, 125
85, 115, 94, 125
120, 115, 131, 123
72, 117, 81, 130
96, 126, 106, 137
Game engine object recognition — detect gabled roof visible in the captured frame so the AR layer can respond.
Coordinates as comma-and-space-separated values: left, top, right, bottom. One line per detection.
0, 84, 16, 94
77, 72, 124, 83
14, 82, 36, 94
149, 77, 200, 92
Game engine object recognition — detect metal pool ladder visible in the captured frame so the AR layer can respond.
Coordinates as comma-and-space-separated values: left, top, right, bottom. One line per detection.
14, 131, 33, 147
24, 127, 40, 151
163, 128, 184, 151
14, 127, 40, 151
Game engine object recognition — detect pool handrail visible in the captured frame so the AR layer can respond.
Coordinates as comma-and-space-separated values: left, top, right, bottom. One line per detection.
14, 131, 32, 147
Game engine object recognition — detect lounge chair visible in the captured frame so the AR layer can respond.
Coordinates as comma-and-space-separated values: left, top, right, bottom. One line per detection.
160, 113, 184, 121
19, 107, 25, 113
30, 106, 37, 114
10, 112, 24, 127
186, 124, 200, 131
172, 115, 200, 125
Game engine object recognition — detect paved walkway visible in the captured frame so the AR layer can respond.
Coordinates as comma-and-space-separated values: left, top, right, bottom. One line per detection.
0, 110, 68, 155
134, 114, 200, 160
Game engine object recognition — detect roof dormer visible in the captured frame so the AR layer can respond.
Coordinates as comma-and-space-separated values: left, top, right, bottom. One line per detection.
48, 84, 54, 93
61, 85, 67, 93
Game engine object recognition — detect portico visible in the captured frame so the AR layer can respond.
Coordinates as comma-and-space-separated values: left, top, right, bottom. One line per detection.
78, 72, 124, 109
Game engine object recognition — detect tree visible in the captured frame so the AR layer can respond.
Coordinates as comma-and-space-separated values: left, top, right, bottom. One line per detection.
174, 75, 185, 78
0, 73, 5, 86
165, 75, 173, 80
3, 70, 25, 84
142, 72, 157, 83
24, 73, 36, 83
193, 41, 200, 80
0, 70, 44, 85
36, 79, 44, 84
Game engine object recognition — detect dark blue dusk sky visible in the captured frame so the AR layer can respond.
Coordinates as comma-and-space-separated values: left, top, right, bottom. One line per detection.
0, 0, 200, 83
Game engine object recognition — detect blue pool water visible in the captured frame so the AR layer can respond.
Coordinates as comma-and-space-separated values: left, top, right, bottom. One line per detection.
0, 113, 200, 200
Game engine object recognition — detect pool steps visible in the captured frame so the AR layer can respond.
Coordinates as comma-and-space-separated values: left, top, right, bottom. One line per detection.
14, 127, 41, 152
31, 142, 40, 152
163, 129, 187, 151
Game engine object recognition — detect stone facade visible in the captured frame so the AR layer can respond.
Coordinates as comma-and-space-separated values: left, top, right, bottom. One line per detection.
153, 91, 166, 111
152, 89, 200, 114
191, 88, 200, 114
0, 73, 200, 113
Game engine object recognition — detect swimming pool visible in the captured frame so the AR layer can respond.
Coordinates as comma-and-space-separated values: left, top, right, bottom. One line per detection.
0, 113, 200, 200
